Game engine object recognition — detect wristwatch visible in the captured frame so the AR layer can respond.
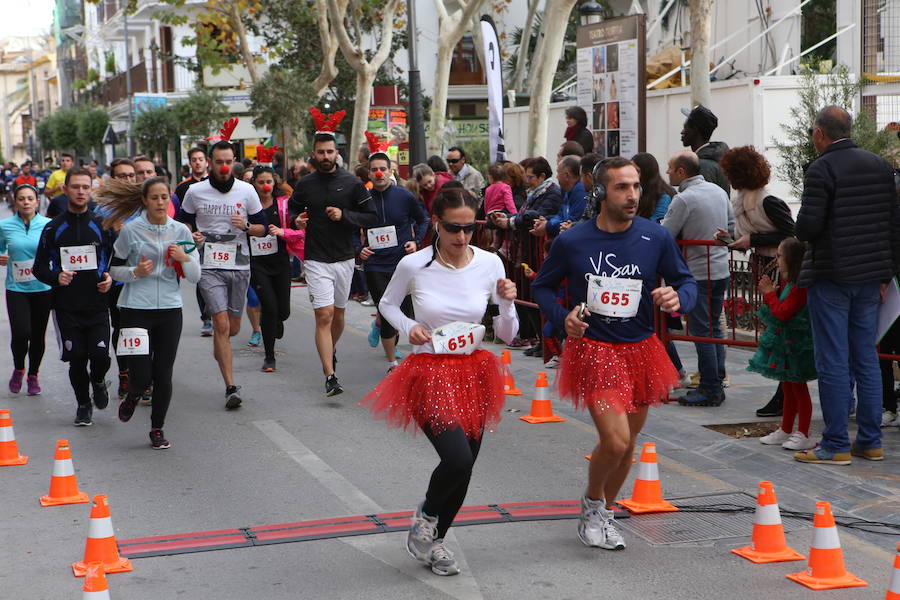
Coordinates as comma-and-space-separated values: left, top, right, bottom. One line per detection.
242, 222, 250, 232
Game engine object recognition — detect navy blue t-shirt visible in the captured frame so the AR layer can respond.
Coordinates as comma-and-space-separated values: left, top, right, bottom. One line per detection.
532, 216, 697, 343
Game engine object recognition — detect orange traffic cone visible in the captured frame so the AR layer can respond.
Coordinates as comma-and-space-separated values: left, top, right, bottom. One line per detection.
617, 442, 678, 514
0, 409, 27, 466
886, 542, 900, 600
786, 501, 867, 590
732, 481, 805, 563
72, 495, 133, 577
500, 350, 522, 395
520, 372, 565, 423
39, 440, 89, 507
82, 562, 111, 599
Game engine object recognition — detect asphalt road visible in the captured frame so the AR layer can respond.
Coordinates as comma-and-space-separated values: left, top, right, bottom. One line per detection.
2, 261, 898, 598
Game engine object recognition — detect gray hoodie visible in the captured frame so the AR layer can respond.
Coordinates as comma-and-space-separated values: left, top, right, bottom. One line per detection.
662, 175, 734, 281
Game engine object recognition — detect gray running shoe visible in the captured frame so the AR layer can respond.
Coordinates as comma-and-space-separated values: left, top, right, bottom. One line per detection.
406, 503, 437, 561
428, 540, 460, 576
601, 515, 626, 550
225, 385, 242, 410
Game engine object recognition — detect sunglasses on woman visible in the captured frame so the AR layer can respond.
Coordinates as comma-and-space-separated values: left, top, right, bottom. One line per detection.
440, 221, 477, 234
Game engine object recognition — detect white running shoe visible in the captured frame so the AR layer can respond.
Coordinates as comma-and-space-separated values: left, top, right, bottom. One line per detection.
428, 540, 460, 576
544, 356, 560, 369
602, 516, 626, 550
578, 496, 624, 549
781, 431, 816, 450
406, 503, 437, 562
881, 410, 899, 428
759, 428, 791, 445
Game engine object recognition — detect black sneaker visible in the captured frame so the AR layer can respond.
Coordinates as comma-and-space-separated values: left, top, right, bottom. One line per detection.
756, 394, 783, 417
117, 371, 129, 400
524, 343, 543, 357
149, 428, 170, 449
140, 385, 153, 406
118, 393, 139, 422
225, 385, 242, 410
325, 374, 343, 397
92, 379, 110, 410
74, 403, 93, 426
262, 357, 276, 373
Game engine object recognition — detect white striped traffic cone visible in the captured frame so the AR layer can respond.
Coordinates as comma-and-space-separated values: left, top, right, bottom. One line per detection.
0, 409, 27, 466
72, 495, 133, 577
82, 562, 111, 599
617, 442, 678, 513
39, 439, 89, 506
786, 501, 867, 590
732, 481, 804, 563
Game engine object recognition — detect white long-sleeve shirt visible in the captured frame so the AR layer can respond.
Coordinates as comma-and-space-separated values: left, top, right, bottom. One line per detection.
379, 245, 518, 354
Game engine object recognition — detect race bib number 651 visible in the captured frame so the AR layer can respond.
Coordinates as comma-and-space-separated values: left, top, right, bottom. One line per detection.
432, 322, 485, 355
585, 275, 642, 318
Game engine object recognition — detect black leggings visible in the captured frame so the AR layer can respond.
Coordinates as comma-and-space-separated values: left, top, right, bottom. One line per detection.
120, 308, 183, 429
421, 425, 483, 539
251, 266, 291, 360
6, 290, 52, 374
108, 284, 126, 373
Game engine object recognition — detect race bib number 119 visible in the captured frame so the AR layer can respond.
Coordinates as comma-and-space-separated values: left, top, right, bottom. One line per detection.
117, 327, 150, 356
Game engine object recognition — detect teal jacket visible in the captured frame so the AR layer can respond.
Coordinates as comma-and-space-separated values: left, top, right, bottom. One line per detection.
0, 213, 52, 293
109, 213, 200, 310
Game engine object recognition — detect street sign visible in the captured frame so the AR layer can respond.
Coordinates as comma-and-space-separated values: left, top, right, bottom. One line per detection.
102, 125, 119, 145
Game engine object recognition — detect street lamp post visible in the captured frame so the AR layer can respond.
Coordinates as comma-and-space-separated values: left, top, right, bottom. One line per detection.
124, 10, 135, 156
406, 0, 427, 167
579, 1, 605, 25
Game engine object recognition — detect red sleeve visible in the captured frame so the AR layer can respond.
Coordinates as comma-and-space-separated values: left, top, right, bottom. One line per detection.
764, 285, 807, 322
503, 185, 518, 215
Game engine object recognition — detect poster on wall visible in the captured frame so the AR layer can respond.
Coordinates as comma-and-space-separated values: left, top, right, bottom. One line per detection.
576, 15, 646, 159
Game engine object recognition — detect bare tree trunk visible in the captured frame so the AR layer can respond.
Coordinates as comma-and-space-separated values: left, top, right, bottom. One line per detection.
689, 0, 714, 108
327, 0, 400, 162
427, 0, 489, 155
230, 4, 259, 85
512, 0, 540, 93
527, 0, 577, 157
312, 0, 346, 97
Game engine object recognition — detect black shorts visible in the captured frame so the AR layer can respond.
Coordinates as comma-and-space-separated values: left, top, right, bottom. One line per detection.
364, 270, 412, 340
55, 309, 110, 363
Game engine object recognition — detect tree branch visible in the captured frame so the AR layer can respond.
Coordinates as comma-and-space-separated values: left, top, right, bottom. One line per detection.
433, 0, 449, 22
369, 0, 401, 74
327, 0, 365, 71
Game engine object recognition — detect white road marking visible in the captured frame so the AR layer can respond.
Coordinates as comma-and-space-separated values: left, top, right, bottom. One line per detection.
253, 419, 484, 600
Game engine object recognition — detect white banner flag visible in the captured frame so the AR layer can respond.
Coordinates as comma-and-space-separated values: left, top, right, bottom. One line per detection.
480, 15, 506, 163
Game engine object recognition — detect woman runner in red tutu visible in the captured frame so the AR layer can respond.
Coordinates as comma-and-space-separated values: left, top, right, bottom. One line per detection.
532, 157, 697, 551
362, 186, 518, 576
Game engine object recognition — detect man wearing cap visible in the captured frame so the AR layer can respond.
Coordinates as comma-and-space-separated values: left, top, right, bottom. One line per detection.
289, 108, 378, 397
680, 105, 730, 196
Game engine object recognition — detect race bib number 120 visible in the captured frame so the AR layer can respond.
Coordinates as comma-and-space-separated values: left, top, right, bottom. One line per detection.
250, 235, 277, 256
432, 322, 485, 355
60, 245, 97, 271
117, 327, 150, 356
203, 242, 238, 268
585, 275, 642, 318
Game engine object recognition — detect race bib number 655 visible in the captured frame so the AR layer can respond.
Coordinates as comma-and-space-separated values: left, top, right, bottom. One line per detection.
432, 322, 485, 355
585, 275, 642, 318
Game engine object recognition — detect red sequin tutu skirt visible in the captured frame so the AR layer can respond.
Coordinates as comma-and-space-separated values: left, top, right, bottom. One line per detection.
360, 350, 506, 439
556, 335, 678, 414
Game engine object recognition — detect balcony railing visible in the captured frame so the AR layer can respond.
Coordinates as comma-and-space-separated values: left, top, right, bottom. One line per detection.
101, 61, 148, 106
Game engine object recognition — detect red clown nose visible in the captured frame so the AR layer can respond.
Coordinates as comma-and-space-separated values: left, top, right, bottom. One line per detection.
263, 184, 272, 192
219, 165, 231, 175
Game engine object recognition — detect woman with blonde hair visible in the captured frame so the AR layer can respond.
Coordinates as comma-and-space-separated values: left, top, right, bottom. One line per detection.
98, 177, 200, 449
